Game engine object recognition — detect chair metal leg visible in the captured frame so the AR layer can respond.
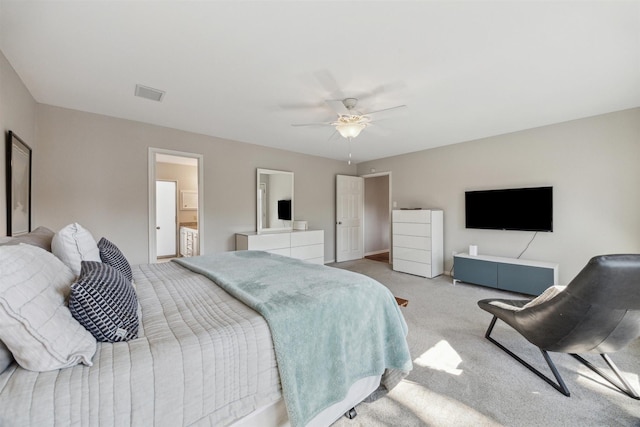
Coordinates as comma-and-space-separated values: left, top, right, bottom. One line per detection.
571, 353, 640, 400
484, 316, 571, 396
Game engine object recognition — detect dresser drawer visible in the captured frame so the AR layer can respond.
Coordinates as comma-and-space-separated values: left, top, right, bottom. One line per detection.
290, 230, 324, 247
393, 222, 431, 237
291, 244, 324, 261
393, 259, 432, 278
393, 247, 431, 264
393, 234, 431, 250
266, 248, 291, 257
393, 210, 431, 223
236, 230, 324, 264
246, 233, 290, 250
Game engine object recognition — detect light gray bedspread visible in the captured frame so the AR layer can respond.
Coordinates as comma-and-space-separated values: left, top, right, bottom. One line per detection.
0, 262, 281, 426
175, 251, 413, 427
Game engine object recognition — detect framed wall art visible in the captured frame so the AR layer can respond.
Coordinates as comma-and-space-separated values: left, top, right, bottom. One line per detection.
6, 131, 32, 236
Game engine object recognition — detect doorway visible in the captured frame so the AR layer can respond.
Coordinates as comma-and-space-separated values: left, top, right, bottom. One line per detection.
335, 172, 391, 263
363, 172, 391, 264
148, 148, 204, 263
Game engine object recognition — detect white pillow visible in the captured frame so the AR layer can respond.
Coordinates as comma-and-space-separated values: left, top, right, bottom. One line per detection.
51, 223, 101, 277
522, 285, 567, 309
0, 340, 14, 373
488, 285, 567, 312
0, 244, 96, 371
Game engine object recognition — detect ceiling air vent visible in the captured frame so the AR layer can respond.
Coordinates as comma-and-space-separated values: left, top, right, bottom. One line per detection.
135, 84, 165, 102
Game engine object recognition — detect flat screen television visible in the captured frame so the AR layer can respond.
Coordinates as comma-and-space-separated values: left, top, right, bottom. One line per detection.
277, 199, 292, 221
465, 186, 553, 232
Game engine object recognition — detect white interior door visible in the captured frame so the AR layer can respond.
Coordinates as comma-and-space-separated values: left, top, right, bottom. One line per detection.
336, 175, 364, 262
156, 180, 177, 258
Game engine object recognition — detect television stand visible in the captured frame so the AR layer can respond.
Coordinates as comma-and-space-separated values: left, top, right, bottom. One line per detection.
453, 253, 558, 296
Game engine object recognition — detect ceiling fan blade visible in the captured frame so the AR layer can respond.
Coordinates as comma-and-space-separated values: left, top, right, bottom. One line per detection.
327, 129, 340, 141
365, 122, 391, 136
356, 81, 407, 101
314, 70, 345, 99
291, 122, 332, 127
325, 99, 350, 116
278, 101, 326, 111
362, 104, 407, 116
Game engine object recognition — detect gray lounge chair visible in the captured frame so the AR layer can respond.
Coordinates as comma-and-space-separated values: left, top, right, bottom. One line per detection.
478, 254, 640, 398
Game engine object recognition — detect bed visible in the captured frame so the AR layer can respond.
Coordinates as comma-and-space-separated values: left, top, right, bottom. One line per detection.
0, 225, 412, 427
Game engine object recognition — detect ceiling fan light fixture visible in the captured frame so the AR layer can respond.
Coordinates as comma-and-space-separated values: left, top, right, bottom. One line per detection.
336, 122, 366, 138
293, 96, 405, 142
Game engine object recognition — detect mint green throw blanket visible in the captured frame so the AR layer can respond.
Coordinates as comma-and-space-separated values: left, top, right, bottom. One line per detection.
175, 251, 412, 427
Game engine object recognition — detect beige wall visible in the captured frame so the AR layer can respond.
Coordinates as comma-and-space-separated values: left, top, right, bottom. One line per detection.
357, 108, 640, 284
4, 47, 638, 278
33, 104, 355, 264
0, 50, 38, 237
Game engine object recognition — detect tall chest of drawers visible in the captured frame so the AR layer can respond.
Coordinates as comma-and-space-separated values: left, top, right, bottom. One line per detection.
392, 209, 443, 278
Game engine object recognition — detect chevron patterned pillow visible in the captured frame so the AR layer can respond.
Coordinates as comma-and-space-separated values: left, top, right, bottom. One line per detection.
69, 261, 138, 342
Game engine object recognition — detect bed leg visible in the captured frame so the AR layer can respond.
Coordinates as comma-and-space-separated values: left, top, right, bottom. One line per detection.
345, 407, 357, 419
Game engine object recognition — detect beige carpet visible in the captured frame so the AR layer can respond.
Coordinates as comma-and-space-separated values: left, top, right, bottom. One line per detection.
329, 259, 640, 427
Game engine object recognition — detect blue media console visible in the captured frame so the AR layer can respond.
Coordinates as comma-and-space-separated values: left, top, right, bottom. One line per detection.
453, 253, 558, 296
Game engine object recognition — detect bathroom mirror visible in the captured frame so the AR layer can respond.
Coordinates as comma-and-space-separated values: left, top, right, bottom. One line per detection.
257, 168, 294, 234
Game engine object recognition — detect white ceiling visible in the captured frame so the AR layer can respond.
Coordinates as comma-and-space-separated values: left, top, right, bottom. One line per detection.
1, 1, 639, 164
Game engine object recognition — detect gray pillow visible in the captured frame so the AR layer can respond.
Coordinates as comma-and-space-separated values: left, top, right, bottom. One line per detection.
0, 226, 55, 252
97, 238, 133, 282
69, 261, 139, 342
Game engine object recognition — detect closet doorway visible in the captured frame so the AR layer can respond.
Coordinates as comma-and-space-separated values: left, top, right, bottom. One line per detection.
363, 172, 391, 264
148, 148, 204, 263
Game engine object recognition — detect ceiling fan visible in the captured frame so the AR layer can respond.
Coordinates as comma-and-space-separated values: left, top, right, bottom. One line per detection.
292, 97, 407, 140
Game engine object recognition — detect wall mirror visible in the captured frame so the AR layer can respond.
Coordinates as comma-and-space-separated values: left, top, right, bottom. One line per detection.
257, 168, 294, 234
6, 131, 32, 236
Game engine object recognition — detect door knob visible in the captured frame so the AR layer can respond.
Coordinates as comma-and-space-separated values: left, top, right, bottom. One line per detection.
156, 226, 160, 230
337, 221, 342, 225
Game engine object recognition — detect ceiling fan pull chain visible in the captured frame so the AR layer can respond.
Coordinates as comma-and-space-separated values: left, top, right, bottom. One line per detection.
347, 137, 352, 165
